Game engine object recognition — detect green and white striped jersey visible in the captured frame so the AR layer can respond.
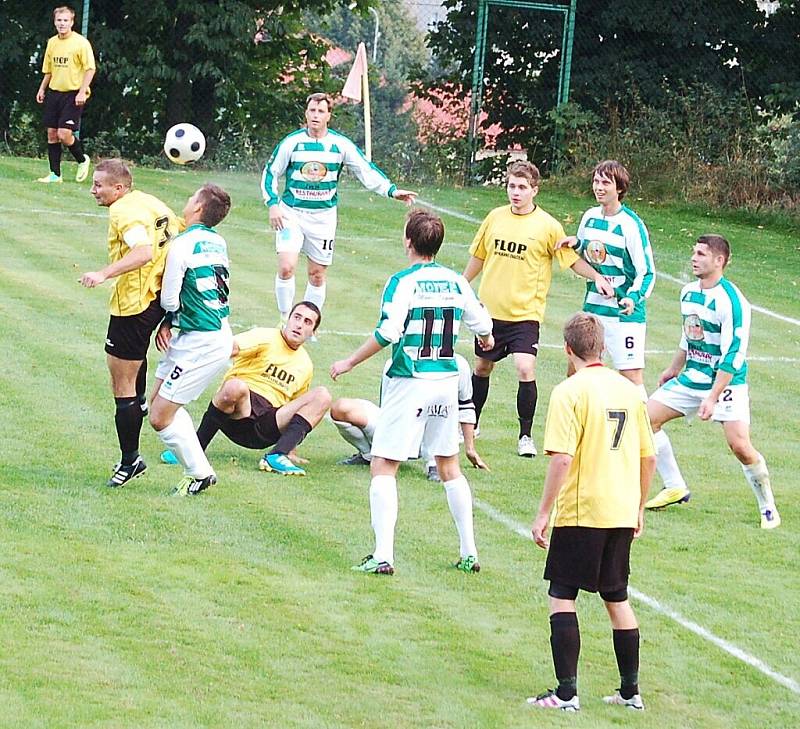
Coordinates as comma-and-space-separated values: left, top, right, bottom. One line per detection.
374, 262, 492, 380
676, 277, 750, 390
576, 205, 655, 323
160, 224, 230, 333
261, 128, 396, 210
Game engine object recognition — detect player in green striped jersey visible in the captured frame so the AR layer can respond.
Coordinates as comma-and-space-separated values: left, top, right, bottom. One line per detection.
149, 184, 234, 496
558, 161, 655, 400
331, 210, 493, 574
645, 235, 780, 529
261, 92, 416, 320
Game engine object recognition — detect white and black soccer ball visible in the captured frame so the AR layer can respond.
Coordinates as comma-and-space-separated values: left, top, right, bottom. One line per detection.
164, 123, 206, 165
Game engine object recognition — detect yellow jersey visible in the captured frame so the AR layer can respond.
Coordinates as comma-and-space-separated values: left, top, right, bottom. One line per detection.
543, 364, 655, 529
225, 328, 313, 406
469, 204, 577, 322
42, 32, 96, 93
106, 190, 181, 316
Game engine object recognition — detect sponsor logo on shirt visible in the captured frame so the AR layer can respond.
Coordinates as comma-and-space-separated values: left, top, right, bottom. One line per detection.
301, 161, 328, 181
584, 239, 607, 264
683, 313, 704, 342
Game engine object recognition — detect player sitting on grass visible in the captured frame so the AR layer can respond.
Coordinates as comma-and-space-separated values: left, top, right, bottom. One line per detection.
161, 302, 330, 476
331, 353, 488, 480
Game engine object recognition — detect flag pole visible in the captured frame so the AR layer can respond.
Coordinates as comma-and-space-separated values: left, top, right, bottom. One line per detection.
362, 54, 372, 161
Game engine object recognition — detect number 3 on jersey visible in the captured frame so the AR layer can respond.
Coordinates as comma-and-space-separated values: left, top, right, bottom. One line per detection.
418, 307, 455, 360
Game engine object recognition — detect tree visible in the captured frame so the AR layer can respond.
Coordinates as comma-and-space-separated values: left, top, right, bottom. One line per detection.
1, 0, 378, 163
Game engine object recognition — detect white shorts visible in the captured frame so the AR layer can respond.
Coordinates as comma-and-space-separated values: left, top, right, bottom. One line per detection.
650, 379, 750, 424
156, 326, 233, 405
275, 203, 337, 266
600, 317, 646, 371
371, 376, 460, 461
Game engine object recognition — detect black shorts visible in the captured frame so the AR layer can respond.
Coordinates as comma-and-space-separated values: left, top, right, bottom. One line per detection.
475, 319, 539, 361
544, 526, 634, 595
105, 299, 165, 361
43, 90, 85, 131
219, 391, 281, 450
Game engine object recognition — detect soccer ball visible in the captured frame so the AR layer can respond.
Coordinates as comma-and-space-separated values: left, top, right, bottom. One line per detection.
164, 123, 206, 165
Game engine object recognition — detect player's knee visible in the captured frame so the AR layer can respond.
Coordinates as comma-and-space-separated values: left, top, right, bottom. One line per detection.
437, 459, 461, 483
312, 386, 332, 410
217, 378, 248, 406
728, 439, 754, 463
308, 269, 326, 287
474, 360, 493, 377
277, 262, 295, 279
57, 129, 72, 144
600, 588, 628, 603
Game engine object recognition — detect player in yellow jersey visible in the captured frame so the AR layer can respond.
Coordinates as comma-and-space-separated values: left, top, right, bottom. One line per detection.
464, 161, 614, 457
36, 6, 95, 184
80, 158, 182, 487
528, 312, 655, 713
184, 302, 331, 476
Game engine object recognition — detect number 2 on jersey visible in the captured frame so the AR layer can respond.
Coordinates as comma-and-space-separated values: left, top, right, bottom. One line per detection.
418, 307, 455, 360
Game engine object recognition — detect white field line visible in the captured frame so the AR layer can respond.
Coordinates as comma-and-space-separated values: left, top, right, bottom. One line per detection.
472, 497, 800, 696
418, 199, 800, 329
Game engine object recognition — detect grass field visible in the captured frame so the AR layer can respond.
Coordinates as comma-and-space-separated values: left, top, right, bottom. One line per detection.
1, 154, 799, 728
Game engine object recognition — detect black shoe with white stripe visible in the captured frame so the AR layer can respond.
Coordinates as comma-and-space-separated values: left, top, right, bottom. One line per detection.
107, 456, 147, 487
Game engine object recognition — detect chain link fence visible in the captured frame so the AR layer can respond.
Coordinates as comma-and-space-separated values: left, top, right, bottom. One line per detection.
3, 0, 800, 201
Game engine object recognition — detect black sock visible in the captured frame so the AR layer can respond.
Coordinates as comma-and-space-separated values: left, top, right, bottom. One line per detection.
68, 138, 86, 163
136, 360, 148, 408
48, 142, 62, 176
114, 397, 143, 465
517, 380, 537, 438
196, 403, 227, 451
270, 414, 312, 455
550, 612, 580, 701
471, 373, 490, 425
612, 628, 640, 699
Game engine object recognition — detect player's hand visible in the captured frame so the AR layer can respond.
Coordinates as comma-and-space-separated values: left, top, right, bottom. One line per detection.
465, 448, 490, 471
155, 324, 173, 352
698, 395, 716, 421
75, 90, 87, 106
476, 334, 494, 352
287, 450, 309, 465
634, 508, 645, 539
619, 297, 635, 315
555, 235, 577, 251
268, 206, 284, 231
594, 276, 615, 298
658, 368, 677, 386
330, 359, 353, 381
79, 271, 105, 288
36, 89, 45, 104
532, 512, 550, 549
392, 189, 417, 205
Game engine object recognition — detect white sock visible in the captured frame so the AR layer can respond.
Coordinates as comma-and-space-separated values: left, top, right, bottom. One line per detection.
157, 407, 213, 478
654, 429, 687, 490
332, 418, 372, 457
637, 383, 648, 402
370, 475, 398, 565
742, 453, 776, 512
275, 274, 295, 320
304, 281, 326, 311
444, 475, 477, 558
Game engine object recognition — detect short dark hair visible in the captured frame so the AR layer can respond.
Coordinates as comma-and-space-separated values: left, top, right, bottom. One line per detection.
593, 160, 630, 201
696, 234, 731, 267
506, 160, 540, 186
289, 300, 322, 332
404, 209, 445, 258
563, 312, 605, 361
196, 184, 231, 227
95, 158, 132, 188
306, 92, 333, 111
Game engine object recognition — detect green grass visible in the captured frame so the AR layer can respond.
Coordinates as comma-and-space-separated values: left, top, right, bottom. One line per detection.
1, 154, 799, 728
